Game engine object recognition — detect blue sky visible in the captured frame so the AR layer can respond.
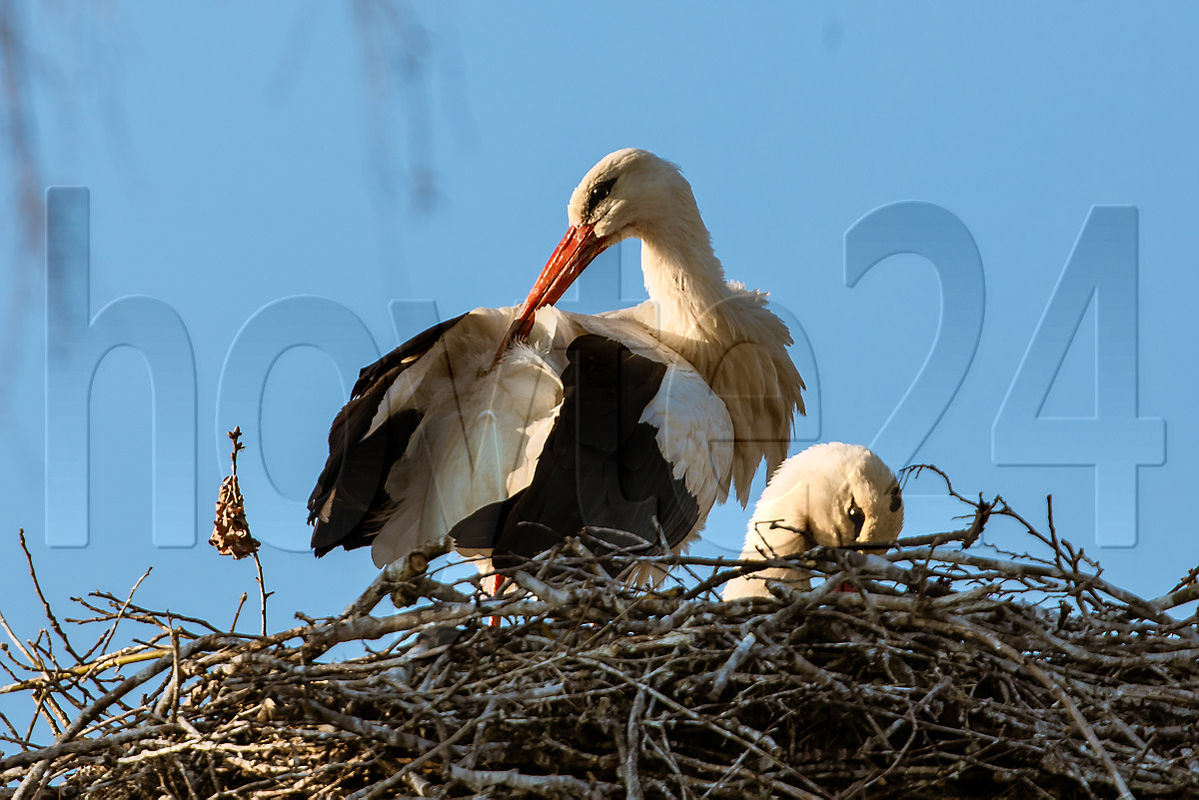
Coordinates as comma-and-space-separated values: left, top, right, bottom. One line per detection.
2, 4, 1197, 742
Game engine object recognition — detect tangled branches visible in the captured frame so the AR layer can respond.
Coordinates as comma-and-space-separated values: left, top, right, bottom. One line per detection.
2, 478, 1198, 798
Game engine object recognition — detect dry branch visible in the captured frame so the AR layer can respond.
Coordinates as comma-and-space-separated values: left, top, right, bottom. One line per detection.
2, 479, 1198, 798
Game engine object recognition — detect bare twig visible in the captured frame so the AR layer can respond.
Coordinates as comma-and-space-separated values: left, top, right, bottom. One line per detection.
17, 529, 83, 666
252, 552, 270, 638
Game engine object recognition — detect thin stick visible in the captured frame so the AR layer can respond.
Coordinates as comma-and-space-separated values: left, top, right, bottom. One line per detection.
17, 529, 83, 664
252, 552, 270, 638
230, 592, 248, 633
85, 566, 154, 661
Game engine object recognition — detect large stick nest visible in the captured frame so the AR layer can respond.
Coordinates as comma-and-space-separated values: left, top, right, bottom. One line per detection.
3, 473, 1199, 799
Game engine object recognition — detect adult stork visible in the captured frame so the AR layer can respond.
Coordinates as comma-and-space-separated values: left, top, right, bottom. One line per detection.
308, 148, 806, 579
722, 442, 904, 599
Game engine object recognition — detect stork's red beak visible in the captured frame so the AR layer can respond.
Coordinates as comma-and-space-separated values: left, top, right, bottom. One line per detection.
493, 223, 609, 363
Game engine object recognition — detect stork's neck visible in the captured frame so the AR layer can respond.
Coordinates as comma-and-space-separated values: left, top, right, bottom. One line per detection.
639, 223, 732, 345
635, 201, 805, 510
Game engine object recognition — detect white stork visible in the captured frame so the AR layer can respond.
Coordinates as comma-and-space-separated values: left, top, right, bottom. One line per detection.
722, 442, 904, 599
308, 148, 806, 578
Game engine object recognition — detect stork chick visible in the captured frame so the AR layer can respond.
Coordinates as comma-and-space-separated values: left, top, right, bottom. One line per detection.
722, 442, 903, 600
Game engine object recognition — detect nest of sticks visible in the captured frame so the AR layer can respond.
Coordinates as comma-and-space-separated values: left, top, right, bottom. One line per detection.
3, 471, 1199, 799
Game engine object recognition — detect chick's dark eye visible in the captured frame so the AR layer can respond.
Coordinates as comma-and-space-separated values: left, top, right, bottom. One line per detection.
847, 500, 866, 535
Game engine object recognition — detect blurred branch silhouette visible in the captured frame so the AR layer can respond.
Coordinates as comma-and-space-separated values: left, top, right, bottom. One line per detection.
271, 0, 447, 213
0, 1, 449, 415
0, 3, 40, 257
351, 0, 440, 212
0, 2, 44, 408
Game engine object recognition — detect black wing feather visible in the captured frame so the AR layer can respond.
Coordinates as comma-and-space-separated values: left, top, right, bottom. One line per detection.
449, 334, 700, 568
309, 314, 466, 556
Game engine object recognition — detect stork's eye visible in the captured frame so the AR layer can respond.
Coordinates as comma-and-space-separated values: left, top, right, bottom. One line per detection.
847, 499, 865, 536
589, 177, 617, 207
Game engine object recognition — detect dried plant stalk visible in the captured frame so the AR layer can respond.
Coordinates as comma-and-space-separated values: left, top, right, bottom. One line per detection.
209, 426, 258, 560
208, 426, 271, 637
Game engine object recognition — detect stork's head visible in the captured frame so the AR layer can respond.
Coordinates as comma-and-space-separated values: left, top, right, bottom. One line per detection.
749, 442, 904, 555
497, 149, 702, 353
566, 148, 701, 242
